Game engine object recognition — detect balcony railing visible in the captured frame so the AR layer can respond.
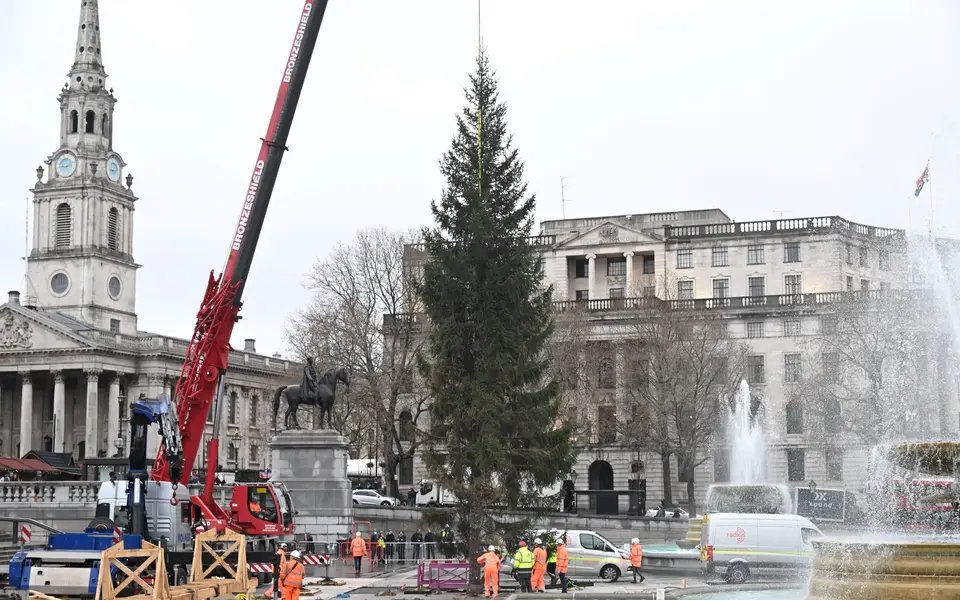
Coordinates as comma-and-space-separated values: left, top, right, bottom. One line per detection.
406, 235, 557, 254
664, 216, 903, 241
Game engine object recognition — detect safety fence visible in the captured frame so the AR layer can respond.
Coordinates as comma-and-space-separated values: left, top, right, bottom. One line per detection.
417, 559, 471, 591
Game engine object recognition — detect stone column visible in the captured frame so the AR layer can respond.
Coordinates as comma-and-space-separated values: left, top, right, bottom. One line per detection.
85, 370, 101, 458
587, 253, 597, 300
53, 370, 66, 453
145, 374, 165, 458
19, 372, 33, 455
162, 378, 171, 398
108, 374, 122, 454
624, 251, 635, 296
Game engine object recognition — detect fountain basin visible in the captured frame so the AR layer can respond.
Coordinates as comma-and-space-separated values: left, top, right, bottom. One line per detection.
809, 537, 960, 599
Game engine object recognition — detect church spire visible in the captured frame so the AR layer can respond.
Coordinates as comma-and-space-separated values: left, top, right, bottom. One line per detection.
69, 0, 107, 90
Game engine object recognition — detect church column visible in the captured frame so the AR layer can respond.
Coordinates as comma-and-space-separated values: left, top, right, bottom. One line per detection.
587, 254, 597, 300
145, 374, 164, 458
85, 370, 101, 458
624, 251, 635, 296
19, 372, 33, 455
108, 373, 122, 454
53, 370, 66, 452
162, 377, 171, 398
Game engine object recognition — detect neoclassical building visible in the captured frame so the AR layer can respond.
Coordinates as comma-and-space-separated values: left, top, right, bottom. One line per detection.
0, 0, 297, 471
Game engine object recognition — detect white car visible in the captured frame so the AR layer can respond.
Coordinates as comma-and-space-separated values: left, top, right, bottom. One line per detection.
352, 489, 399, 506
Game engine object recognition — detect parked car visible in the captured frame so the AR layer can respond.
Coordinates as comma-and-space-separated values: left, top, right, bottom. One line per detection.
352, 489, 398, 506
501, 529, 630, 582
699, 512, 822, 584
645, 507, 690, 518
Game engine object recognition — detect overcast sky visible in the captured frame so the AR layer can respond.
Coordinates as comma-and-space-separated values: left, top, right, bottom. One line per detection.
1, 1, 959, 358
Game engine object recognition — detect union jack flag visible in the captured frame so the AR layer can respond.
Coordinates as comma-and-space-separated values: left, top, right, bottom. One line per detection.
915, 161, 930, 197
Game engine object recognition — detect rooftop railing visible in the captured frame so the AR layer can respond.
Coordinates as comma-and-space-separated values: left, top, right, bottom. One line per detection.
406, 235, 557, 254
664, 216, 904, 241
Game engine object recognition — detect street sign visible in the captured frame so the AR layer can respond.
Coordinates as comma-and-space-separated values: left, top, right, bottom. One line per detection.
796, 487, 846, 522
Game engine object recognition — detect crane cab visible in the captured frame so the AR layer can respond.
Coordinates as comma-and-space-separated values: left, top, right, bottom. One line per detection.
229, 482, 295, 536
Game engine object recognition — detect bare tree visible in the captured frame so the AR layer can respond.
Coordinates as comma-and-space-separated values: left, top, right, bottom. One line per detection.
621, 299, 748, 517
287, 228, 429, 496
791, 291, 938, 447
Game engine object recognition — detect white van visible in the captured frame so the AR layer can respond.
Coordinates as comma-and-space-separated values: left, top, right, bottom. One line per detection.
699, 512, 822, 584
502, 529, 631, 582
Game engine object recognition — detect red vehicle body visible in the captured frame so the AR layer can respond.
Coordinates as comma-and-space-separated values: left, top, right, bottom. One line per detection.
146, 0, 330, 538
892, 478, 954, 527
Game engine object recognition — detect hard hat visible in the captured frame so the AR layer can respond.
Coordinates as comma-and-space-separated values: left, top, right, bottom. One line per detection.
534, 538, 542, 545
556, 539, 565, 545
356, 531, 362, 537
488, 545, 495, 552
280, 542, 287, 549
519, 540, 527, 547
290, 550, 301, 559
632, 538, 640, 544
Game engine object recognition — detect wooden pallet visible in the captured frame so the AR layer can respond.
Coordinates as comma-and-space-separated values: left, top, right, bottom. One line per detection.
94, 540, 169, 600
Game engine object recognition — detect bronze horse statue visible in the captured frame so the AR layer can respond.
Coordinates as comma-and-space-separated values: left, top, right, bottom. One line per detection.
273, 367, 350, 430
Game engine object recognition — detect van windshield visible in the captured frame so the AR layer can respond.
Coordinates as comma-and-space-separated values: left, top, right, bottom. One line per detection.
579, 533, 617, 553
801, 527, 822, 544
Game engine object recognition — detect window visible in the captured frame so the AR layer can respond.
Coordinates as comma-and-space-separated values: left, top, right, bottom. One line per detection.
399, 455, 413, 486
598, 357, 615, 389
109, 319, 120, 333
822, 353, 839, 383
783, 319, 801, 337
50, 272, 69, 295
399, 369, 414, 394
250, 444, 259, 464
609, 287, 624, 299
598, 405, 616, 444
85, 110, 96, 134
574, 259, 588, 278
399, 410, 415, 442
846, 276, 853, 291
677, 247, 692, 269
576, 289, 589, 301
747, 355, 765, 383
711, 246, 728, 267
579, 533, 610, 552
677, 280, 694, 300
747, 244, 765, 265
712, 278, 729, 299
710, 322, 729, 339
747, 322, 764, 338
107, 207, 120, 251
228, 391, 238, 425
784, 353, 801, 383
802, 527, 823, 545
56, 203, 72, 248
784, 274, 802, 295
642, 286, 656, 298
642, 255, 655, 274
228, 443, 238, 464
859, 246, 868, 267
250, 395, 259, 425
846, 243, 853, 264
748, 276, 765, 300
860, 279, 870, 291
824, 400, 841, 434
787, 449, 805, 482
821, 315, 837, 334
825, 449, 843, 481
786, 400, 803, 434
880, 282, 890, 291
69, 110, 78, 133
607, 256, 626, 276
784, 242, 801, 263
101, 113, 108, 135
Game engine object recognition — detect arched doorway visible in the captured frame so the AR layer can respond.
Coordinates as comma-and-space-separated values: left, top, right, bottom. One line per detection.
588, 460, 617, 515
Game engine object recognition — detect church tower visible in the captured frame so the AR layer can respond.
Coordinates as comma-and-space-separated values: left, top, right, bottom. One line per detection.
27, 0, 139, 335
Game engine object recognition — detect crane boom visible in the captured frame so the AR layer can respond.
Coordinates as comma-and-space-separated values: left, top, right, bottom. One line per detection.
150, 0, 329, 509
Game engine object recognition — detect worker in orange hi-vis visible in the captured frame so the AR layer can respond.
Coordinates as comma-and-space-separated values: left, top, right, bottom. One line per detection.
556, 538, 570, 593
280, 550, 305, 600
476, 545, 501, 598
630, 537, 645, 583
350, 531, 368, 577
531, 538, 548, 592
265, 542, 289, 599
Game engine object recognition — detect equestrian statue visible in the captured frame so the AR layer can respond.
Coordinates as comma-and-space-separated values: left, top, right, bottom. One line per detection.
273, 358, 350, 431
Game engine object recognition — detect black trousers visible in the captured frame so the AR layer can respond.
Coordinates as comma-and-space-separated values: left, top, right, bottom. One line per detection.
516, 570, 532, 593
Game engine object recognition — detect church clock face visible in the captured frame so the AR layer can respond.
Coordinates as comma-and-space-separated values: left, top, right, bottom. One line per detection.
55, 153, 77, 177
107, 157, 121, 182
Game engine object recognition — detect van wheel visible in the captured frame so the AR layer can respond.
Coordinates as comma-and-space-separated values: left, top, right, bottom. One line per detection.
726, 564, 749, 585
353, 500, 359, 505
599, 564, 620, 582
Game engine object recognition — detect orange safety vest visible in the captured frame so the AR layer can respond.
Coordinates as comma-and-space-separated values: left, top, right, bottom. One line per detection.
281, 560, 305, 589
630, 543, 643, 568
556, 546, 569, 573
477, 551, 500, 574
350, 537, 368, 557
533, 547, 547, 570
277, 548, 287, 570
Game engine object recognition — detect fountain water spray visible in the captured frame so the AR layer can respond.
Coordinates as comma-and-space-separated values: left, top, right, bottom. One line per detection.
727, 380, 765, 484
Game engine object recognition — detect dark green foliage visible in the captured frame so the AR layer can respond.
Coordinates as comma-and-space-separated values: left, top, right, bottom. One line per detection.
418, 51, 574, 575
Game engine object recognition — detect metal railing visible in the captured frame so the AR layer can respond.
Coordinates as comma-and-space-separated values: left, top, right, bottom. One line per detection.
664, 216, 903, 240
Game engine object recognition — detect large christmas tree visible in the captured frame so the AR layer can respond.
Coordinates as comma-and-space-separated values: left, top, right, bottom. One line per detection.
419, 51, 574, 577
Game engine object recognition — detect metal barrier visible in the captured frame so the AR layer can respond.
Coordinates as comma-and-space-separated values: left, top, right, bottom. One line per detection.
417, 560, 470, 591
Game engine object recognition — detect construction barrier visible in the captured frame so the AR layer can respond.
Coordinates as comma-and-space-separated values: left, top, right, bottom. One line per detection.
416, 560, 470, 591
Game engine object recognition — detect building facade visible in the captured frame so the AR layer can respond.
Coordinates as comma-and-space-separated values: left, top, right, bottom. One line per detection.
397, 209, 958, 512
0, 0, 297, 473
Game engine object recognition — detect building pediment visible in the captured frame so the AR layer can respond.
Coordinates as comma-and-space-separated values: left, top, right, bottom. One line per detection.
0, 305, 91, 353
555, 221, 661, 249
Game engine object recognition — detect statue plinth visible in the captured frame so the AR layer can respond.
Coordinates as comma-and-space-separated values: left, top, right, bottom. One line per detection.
270, 429, 352, 543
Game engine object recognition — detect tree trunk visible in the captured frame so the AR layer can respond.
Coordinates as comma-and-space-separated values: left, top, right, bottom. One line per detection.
686, 473, 697, 518
660, 451, 674, 506
466, 506, 482, 592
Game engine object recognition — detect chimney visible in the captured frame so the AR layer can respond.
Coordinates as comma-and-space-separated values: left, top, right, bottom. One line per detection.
243, 338, 256, 353
7, 291, 20, 305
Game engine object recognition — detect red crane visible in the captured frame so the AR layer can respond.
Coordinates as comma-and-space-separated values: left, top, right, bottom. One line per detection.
148, 0, 330, 536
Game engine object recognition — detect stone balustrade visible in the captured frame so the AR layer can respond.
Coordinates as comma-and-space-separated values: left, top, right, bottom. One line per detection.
0, 481, 236, 508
